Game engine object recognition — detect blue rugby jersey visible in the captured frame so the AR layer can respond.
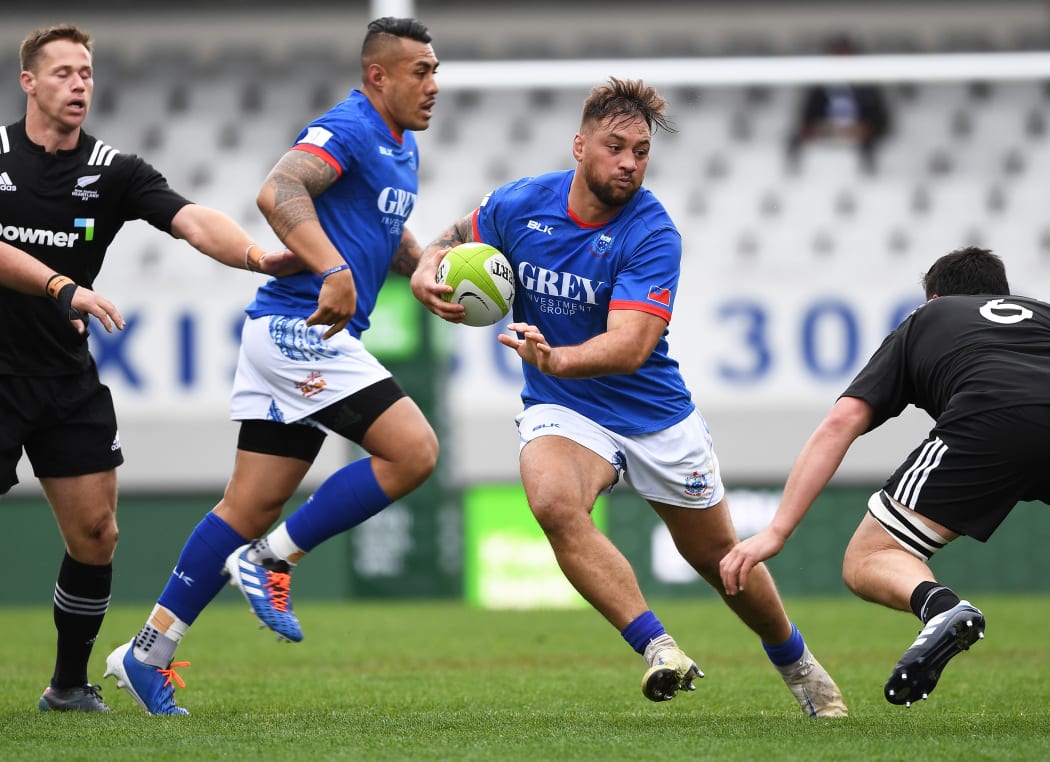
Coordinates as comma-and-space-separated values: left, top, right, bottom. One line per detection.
246, 90, 420, 338
473, 170, 695, 435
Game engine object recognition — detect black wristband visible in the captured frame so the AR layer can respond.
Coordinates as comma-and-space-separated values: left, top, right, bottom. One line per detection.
55, 282, 85, 321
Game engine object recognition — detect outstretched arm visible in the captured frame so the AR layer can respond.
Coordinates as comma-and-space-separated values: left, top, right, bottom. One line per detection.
719, 395, 874, 594
168, 204, 302, 277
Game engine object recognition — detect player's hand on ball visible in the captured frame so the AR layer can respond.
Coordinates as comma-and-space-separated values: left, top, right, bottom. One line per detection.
410, 247, 466, 323
435, 243, 514, 327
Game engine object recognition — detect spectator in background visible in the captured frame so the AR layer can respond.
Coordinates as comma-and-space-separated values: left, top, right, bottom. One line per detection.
786, 34, 892, 175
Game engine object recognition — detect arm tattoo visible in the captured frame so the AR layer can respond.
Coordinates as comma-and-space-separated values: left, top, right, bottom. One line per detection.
427, 213, 476, 253
391, 232, 423, 276
262, 151, 338, 241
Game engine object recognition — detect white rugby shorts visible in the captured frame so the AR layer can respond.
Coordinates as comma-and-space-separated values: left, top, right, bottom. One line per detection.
230, 315, 391, 425
515, 404, 725, 509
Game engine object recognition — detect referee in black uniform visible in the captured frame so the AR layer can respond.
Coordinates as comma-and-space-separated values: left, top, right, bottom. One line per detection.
2, 24, 298, 712
721, 246, 1050, 707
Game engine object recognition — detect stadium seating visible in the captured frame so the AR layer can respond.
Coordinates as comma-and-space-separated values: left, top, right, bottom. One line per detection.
49, 41, 1044, 295
3, 7, 1046, 494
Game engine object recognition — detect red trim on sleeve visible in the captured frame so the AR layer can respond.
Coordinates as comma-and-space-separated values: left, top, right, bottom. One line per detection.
292, 143, 343, 177
471, 208, 482, 242
610, 299, 672, 323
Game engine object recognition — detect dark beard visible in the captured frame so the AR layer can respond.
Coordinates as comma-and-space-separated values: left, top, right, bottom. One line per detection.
589, 177, 639, 208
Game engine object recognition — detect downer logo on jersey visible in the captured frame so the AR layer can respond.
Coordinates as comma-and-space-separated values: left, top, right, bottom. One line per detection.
0, 217, 93, 247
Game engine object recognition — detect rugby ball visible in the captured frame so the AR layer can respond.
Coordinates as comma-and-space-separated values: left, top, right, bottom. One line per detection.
436, 242, 515, 327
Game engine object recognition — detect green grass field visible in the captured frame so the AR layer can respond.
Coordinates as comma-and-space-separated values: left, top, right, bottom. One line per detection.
2, 596, 1047, 761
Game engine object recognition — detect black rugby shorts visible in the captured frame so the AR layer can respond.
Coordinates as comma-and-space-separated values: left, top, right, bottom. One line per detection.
883, 405, 1050, 541
0, 368, 123, 492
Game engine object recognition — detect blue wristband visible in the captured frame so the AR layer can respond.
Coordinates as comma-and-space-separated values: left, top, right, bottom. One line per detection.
321, 263, 350, 279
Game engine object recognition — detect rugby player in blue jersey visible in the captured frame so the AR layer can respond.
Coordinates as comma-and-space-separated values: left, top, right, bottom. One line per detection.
105, 17, 440, 715
411, 78, 847, 715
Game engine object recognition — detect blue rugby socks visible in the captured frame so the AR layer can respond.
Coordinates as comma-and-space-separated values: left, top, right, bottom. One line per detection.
245, 458, 391, 570
282, 458, 391, 553
135, 512, 246, 667
763, 622, 805, 667
621, 610, 668, 654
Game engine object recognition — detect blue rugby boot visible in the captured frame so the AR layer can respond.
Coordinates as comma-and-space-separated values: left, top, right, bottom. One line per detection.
103, 640, 190, 716
225, 542, 303, 643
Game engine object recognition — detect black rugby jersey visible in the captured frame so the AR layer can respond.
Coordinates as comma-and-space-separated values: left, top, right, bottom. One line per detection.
843, 294, 1050, 430
0, 118, 191, 375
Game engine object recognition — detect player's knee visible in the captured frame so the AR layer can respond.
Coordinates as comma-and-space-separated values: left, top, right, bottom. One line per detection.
668, 523, 734, 579
379, 426, 438, 495
528, 498, 589, 540
672, 542, 722, 580
404, 427, 439, 485
528, 500, 559, 533
72, 514, 118, 563
419, 428, 439, 474
841, 544, 881, 600
93, 513, 118, 548
841, 559, 860, 596
693, 553, 725, 581
219, 497, 284, 538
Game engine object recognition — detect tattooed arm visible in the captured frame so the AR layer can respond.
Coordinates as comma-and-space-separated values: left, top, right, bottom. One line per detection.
389, 228, 423, 278
257, 150, 354, 338
409, 212, 476, 322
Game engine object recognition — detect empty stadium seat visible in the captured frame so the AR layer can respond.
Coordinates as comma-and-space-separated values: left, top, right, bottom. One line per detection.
16, 40, 1037, 284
